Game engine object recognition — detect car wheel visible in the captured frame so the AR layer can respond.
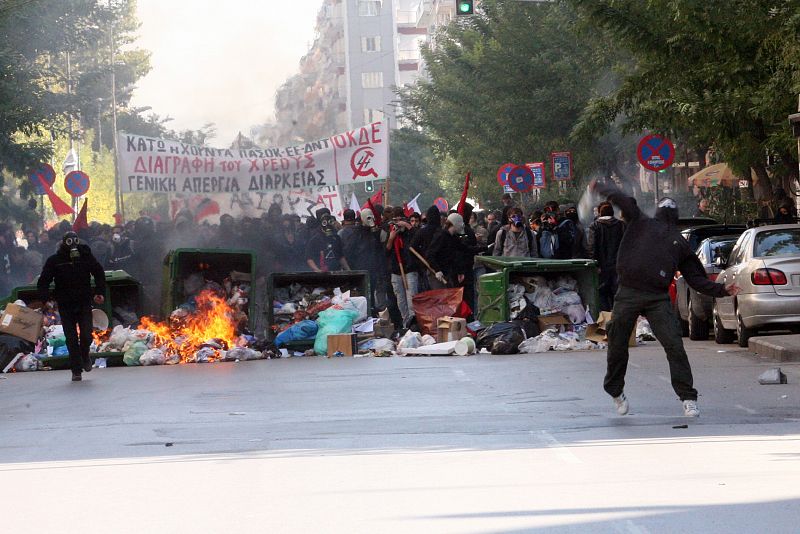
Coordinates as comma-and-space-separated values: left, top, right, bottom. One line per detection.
688, 296, 709, 340
713, 302, 735, 344
737, 313, 754, 348
676, 300, 689, 337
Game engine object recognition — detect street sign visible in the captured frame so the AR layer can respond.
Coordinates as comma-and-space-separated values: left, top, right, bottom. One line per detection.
507, 165, 535, 193
496, 163, 515, 187
637, 134, 675, 172
28, 163, 56, 195
503, 185, 514, 194
434, 197, 449, 213
551, 151, 572, 181
738, 179, 749, 189
64, 170, 90, 197
525, 162, 546, 188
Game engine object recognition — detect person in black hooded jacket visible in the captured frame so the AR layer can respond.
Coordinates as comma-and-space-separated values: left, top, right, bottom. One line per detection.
410, 205, 444, 290
586, 201, 625, 311
591, 180, 739, 419
38, 232, 106, 381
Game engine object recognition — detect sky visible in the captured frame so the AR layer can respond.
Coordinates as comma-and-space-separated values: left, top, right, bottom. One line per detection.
130, 0, 321, 146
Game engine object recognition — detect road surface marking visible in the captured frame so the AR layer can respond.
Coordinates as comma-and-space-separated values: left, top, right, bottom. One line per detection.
735, 404, 757, 414
535, 430, 581, 464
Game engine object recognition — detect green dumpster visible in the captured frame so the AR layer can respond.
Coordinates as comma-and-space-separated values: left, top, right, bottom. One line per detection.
267, 270, 371, 342
162, 248, 257, 328
475, 257, 599, 324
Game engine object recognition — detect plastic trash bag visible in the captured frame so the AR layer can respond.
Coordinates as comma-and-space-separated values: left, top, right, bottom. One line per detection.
109, 325, 130, 349
412, 288, 465, 336
274, 320, 318, 348
14, 353, 41, 372
225, 347, 264, 361
519, 328, 560, 353
314, 307, 359, 355
192, 346, 216, 363
52, 345, 69, 356
397, 330, 423, 350
0, 334, 35, 371
552, 288, 582, 311
636, 317, 656, 341
563, 304, 587, 324
531, 286, 554, 313
421, 334, 437, 346
123, 340, 148, 366
476, 321, 539, 350
554, 275, 578, 291
164, 352, 180, 365
139, 348, 166, 366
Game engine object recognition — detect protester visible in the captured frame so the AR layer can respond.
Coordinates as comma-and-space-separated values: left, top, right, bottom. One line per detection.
409, 212, 421, 229
470, 212, 488, 245
427, 212, 469, 290
386, 207, 419, 327
305, 213, 350, 272
501, 193, 514, 208
493, 207, 538, 258
37, 232, 106, 382
564, 205, 588, 258
587, 201, 625, 311
410, 205, 445, 290
592, 181, 739, 418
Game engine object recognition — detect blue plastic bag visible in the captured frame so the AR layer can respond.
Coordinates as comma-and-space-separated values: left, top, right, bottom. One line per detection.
275, 320, 318, 348
314, 308, 358, 355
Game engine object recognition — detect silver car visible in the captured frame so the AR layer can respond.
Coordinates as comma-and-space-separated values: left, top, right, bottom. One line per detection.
713, 224, 800, 347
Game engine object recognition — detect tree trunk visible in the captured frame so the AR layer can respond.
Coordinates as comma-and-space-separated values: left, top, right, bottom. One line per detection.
751, 162, 773, 202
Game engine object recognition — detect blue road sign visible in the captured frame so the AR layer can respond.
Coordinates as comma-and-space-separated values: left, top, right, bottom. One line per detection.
28, 163, 56, 195
64, 170, 90, 197
637, 134, 675, 172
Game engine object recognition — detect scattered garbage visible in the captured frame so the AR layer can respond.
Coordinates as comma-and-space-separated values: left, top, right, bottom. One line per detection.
758, 368, 788, 385
314, 307, 359, 355
636, 318, 656, 341
139, 348, 166, 366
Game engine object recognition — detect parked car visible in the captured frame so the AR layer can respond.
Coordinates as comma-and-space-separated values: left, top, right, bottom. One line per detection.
675, 236, 740, 340
713, 224, 800, 347
669, 223, 745, 333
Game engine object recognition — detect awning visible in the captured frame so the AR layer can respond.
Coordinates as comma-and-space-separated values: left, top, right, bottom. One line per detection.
687, 163, 756, 187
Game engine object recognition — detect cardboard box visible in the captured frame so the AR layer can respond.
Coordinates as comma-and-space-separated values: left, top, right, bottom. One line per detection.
373, 320, 394, 339
585, 311, 636, 347
0, 303, 43, 343
537, 314, 572, 332
327, 333, 357, 357
437, 316, 467, 343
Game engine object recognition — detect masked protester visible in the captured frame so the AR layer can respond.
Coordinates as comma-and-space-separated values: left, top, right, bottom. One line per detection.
587, 202, 625, 311
305, 214, 350, 272
591, 182, 739, 418
409, 206, 445, 290
386, 207, 419, 326
493, 207, 538, 258
37, 232, 106, 382
427, 213, 470, 289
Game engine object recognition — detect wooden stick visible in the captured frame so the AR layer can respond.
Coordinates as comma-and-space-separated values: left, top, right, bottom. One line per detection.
409, 246, 437, 275
398, 259, 409, 292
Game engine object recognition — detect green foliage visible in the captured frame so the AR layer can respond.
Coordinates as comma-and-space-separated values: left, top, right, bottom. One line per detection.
388, 128, 450, 210
569, 0, 800, 200
399, 0, 630, 209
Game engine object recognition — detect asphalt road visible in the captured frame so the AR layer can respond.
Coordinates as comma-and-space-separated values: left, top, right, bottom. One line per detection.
2, 339, 799, 533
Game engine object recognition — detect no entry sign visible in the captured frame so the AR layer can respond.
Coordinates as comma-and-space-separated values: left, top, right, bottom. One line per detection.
637, 134, 675, 172
434, 197, 449, 213
64, 170, 91, 197
28, 163, 56, 195
508, 165, 535, 192
496, 163, 515, 187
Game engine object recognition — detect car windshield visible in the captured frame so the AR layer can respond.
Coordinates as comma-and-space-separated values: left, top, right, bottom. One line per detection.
709, 239, 736, 258
754, 229, 800, 257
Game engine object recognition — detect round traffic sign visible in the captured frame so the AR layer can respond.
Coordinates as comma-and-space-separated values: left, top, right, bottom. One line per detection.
637, 134, 675, 172
434, 197, 449, 213
28, 163, 56, 195
507, 165, 534, 193
496, 163, 515, 186
64, 170, 90, 197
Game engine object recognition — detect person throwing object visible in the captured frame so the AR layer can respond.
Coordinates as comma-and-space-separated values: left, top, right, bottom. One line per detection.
590, 181, 739, 417
38, 232, 106, 382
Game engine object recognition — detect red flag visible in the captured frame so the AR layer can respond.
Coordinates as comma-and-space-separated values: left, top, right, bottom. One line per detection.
72, 199, 89, 232
367, 197, 382, 226
457, 172, 470, 216
194, 198, 220, 222
360, 186, 383, 211
39, 175, 74, 217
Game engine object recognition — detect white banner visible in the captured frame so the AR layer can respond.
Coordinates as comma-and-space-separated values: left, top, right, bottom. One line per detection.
119, 122, 389, 194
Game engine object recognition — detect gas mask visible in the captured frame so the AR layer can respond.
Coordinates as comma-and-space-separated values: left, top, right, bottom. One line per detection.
62, 232, 80, 259
112, 233, 122, 243
361, 208, 376, 228
320, 215, 336, 236
510, 214, 524, 228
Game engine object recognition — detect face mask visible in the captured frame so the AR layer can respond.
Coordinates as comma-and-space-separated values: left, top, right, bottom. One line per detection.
112, 233, 121, 243
511, 215, 523, 227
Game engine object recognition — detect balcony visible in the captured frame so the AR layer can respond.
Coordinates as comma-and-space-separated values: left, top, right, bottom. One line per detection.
416, 0, 433, 27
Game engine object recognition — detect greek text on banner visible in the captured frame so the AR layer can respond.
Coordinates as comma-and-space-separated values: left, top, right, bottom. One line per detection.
119, 122, 389, 194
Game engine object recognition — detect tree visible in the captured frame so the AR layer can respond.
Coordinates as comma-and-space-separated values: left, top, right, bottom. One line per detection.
388, 128, 449, 210
569, 0, 800, 201
399, 0, 628, 207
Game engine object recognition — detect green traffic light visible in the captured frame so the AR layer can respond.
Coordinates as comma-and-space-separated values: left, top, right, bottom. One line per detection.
458, 1, 473, 14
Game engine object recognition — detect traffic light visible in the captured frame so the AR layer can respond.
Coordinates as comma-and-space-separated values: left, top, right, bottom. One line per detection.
457, 0, 474, 16
365, 180, 374, 193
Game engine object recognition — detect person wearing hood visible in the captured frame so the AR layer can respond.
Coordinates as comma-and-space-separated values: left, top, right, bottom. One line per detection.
427, 213, 470, 289
592, 181, 739, 418
347, 208, 388, 311
305, 213, 350, 272
410, 206, 445, 290
38, 232, 106, 382
587, 202, 625, 311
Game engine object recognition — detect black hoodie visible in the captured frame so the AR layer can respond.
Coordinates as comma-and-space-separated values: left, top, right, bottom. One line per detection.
587, 216, 625, 271
597, 183, 728, 297
410, 205, 443, 257
38, 244, 106, 306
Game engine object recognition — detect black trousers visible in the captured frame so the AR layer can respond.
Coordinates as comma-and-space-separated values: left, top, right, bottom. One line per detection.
598, 269, 618, 312
603, 286, 698, 401
59, 303, 93, 374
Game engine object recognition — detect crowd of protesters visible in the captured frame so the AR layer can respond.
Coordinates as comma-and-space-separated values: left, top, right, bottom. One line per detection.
2, 185, 796, 332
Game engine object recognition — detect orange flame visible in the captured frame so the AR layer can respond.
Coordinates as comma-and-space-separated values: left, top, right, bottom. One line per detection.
140, 290, 238, 363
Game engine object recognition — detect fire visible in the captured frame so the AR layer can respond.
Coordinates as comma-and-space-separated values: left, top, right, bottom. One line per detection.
92, 328, 111, 347
140, 289, 237, 363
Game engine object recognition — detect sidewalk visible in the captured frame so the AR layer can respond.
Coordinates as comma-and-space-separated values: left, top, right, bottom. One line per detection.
748, 334, 800, 362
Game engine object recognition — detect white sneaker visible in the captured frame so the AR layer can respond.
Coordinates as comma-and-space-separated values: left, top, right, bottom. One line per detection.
613, 393, 629, 415
683, 400, 700, 417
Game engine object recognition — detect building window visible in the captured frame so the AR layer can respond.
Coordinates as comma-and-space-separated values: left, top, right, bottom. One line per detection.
361, 72, 383, 88
358, 0, 380, 16
363, 108, 384, 124
361, 36, 381, 52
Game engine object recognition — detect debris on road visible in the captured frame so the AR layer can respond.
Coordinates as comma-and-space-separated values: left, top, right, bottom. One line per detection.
758, 368, 788, 385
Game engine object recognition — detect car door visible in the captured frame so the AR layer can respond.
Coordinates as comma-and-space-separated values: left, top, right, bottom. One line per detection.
717, 231, 751, 326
